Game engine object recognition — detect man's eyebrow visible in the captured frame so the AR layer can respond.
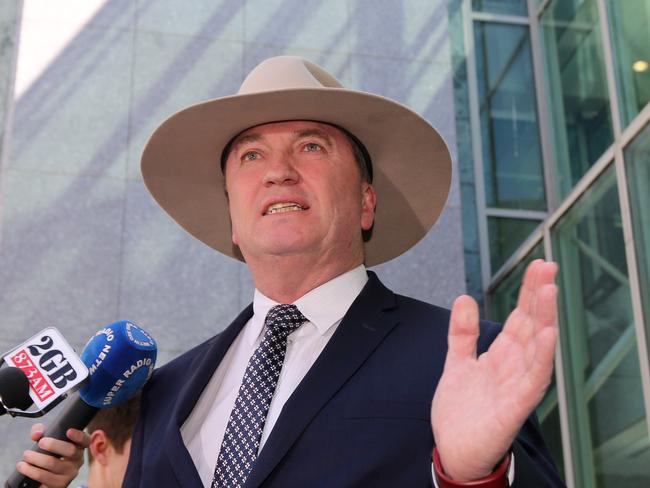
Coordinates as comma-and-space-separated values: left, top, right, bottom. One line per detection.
231, 133, 264, 150
293, 129, 333, 145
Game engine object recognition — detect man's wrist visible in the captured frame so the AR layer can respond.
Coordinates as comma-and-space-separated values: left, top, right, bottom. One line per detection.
432, 448, 510, 488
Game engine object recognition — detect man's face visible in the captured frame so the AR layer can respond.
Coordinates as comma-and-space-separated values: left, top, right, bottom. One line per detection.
224, 121, 376, 266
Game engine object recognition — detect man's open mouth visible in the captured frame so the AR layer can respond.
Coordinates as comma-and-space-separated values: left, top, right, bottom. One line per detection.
265, 202, 306, 215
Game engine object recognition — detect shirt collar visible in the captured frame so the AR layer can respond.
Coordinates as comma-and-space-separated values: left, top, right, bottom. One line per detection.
251, 265, 368, 343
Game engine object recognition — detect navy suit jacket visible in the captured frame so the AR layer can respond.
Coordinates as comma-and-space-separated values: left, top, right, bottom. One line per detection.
123, 272, 564, 487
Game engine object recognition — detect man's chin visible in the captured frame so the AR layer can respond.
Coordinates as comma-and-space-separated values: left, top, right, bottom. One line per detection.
240, 239, 318, 261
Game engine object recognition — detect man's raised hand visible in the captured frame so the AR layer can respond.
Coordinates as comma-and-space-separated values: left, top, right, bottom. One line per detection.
430, 259, 559, 482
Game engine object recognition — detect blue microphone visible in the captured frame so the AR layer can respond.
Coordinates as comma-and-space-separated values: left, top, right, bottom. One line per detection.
6, 321, 157, 488
79, 321, 156, 408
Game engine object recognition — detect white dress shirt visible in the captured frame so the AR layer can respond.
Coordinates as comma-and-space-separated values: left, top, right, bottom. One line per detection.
181, 265, 368, 487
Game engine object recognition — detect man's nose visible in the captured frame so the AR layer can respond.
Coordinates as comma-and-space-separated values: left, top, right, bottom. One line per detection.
262, 155, 299, 186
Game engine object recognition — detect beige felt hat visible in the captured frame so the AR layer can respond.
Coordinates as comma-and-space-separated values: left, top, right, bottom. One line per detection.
141, 56, 452, 266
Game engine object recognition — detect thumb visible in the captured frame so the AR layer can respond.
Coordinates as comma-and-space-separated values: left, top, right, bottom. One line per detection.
30, 423, 45, 442
446, 295, 480, 363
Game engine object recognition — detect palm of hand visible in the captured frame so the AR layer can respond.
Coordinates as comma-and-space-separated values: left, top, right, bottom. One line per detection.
430, 260, 558, 482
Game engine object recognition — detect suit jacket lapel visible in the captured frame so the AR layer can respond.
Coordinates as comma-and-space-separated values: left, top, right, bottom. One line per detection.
245, 272, 398, 487
164, 304, 254, 487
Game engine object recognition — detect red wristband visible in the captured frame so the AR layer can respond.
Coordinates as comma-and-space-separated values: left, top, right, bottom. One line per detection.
432, 448, 510, 488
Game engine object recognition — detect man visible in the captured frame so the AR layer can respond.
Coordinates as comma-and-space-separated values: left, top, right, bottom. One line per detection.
82, 396, 139, 488
121, 56, 563, 487
19, 56, 560, 487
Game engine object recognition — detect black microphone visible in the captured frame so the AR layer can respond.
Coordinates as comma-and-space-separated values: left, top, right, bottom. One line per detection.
0, 368, 33, 415
5, 320, 157, 488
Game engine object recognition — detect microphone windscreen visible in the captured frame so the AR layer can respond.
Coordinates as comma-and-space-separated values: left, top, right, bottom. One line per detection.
79, 321, 156, 408
0, 367, 32, 410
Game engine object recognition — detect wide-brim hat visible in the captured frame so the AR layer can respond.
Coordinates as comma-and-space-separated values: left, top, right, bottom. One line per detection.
141, 56, 452, 266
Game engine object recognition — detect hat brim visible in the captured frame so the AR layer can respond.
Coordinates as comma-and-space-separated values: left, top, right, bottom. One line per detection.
141, 87, 452, 266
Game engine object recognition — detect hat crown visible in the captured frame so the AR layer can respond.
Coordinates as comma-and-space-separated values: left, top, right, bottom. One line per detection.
238, 56, 343, 95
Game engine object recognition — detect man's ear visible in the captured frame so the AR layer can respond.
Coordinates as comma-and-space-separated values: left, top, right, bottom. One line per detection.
360, 183, 377, 231
89, 430, 110, 466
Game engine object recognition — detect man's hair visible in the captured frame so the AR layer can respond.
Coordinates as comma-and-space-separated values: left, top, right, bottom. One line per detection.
87, 394, 140, 462
343, 130, 372, 184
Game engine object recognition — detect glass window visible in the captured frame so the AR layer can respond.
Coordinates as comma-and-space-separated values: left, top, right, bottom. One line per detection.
474, 22, 546, 211
488, 217, 541, 273
489, 242, 565, 479
606, 0, 650, 127
552, 165, 650, 487
625, 122, 650, 363
472, 0, 527, 16
541, 0, 614, 198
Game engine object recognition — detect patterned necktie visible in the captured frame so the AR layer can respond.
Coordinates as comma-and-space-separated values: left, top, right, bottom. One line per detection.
212, 304, 306, 488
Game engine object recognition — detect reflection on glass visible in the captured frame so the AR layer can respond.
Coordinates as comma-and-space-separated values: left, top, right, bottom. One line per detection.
625, 122, 650, 369
472, 0, 527, 16
474, 22, 546, 211
553, 166, 650, 487
606, 0, 650, 126
488, 217, 541, 273
541, 0, 613, 198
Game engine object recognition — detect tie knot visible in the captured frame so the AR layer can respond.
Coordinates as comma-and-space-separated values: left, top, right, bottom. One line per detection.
265, 304, 305, 337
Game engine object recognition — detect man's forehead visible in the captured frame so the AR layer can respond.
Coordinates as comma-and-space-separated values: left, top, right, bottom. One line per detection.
232, 120, 343, 146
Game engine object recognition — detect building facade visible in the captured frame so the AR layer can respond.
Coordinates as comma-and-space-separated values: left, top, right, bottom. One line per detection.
452, 0, 650, 486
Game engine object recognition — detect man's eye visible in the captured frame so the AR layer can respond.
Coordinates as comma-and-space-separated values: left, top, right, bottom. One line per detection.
304, 143, 322, 152
242, 151, 260, 161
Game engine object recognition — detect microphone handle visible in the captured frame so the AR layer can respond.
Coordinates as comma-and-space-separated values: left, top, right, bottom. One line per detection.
5, 392, 98, 488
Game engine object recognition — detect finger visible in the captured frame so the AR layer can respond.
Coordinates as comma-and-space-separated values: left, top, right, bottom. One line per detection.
446, 295, 480, 362
524, 324, 558, 404
501, 307, 534, 347
535, 283, 558, 330
509, 261, 557, 344
516, 259, 543, 314
16, 460, 69, 488
66, 428, 90, 449
508, 283, 557, 368
530, 263, 558, 335
37, 436, 80, 459
30, 423, 45, 442
22, 450, 68, 476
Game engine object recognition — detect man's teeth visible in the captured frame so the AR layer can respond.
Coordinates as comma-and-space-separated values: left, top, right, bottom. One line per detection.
266, 203, 304, 214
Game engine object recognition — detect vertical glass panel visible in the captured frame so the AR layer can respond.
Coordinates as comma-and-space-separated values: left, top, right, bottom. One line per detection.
474, 22, 546, 211
553, 166, 650, 487
626, 122, 650, 365
606, 0, 650, 126
541, 0, 614, 198
472, 0, 527, 16
489, 242, 565, 479
488, 217, 540, 273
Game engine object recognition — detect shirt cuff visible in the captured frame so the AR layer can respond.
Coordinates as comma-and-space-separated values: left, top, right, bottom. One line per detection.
431, 450, 515, 488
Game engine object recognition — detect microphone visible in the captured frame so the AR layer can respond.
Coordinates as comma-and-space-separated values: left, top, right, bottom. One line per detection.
5, 320, 157, 488
2, 327, 89, 417
0, 368, 32, 416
